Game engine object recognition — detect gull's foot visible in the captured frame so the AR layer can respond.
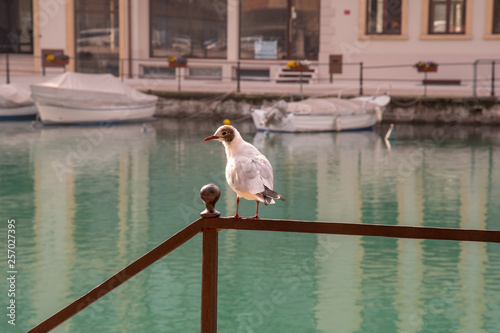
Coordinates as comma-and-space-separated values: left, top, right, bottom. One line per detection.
230, 214, 241, 219
249, 215, 260, 219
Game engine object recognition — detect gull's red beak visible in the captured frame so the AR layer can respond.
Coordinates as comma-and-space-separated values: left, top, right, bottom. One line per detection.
204, 135, 218, 141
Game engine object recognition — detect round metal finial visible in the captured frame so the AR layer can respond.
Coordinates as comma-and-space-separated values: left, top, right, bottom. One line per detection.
200, 184, 221, 218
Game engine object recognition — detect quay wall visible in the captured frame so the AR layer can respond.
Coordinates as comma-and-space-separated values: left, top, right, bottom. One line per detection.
152, 92, 500, 125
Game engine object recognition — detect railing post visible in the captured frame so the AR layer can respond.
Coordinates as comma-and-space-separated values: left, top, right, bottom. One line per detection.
236, 60, 241, 93
201, 228, 218, 333
472, 60, 478, 97
491, 60, 495, 97
120, 58, 124, 82
6, 53, 10, 84
199, 184, 221, 333
359, 62, 363, 96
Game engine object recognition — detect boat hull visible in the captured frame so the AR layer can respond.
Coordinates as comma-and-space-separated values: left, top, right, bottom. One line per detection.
0, 104, 38, 119
251, 109, 380, 132
36, 102, 157, 124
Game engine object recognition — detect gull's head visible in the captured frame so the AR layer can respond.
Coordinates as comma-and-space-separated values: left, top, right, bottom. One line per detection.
204, 125, 239, 144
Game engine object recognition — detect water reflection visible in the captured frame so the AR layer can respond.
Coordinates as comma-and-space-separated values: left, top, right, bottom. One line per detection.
0, 120, 499, 332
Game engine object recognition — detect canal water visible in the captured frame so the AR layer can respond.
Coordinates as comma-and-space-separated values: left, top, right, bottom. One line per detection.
0, 119, 499, 333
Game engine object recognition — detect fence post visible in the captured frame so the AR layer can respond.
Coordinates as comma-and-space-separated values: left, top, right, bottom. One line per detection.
491, 61, 495, 97
359, 62, 363, 96
236, 61, 241, 93
6, 53, 10, 84
120, 58, 124, 82
472, 61, 478, 97
201, 228, 218, 333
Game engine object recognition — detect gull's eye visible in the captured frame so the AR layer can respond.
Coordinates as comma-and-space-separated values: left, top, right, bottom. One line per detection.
222, 131, 227, 136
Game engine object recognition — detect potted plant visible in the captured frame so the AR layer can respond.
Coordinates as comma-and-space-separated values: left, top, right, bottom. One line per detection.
287, 60, 311, 71
168, 56, 188, 68
414, 61, 438, 72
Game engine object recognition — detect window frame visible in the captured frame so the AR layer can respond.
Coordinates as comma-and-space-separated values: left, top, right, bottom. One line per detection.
148, 0, 228, 59
485, 0, 500, 39
365, 0, 403, 35
358, 0, 408, 40
74, 0, 120, 74
239, 0, 320, 60
420, 0, 471, 40
428, 0, 466, 35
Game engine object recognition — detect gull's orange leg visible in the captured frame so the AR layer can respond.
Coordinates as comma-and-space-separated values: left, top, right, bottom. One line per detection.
250, 201, 260, 219
231, 197, 241, 218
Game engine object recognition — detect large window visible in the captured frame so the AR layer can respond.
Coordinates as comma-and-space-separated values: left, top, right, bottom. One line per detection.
494, 0, 500, 34
75, 0, 119, 75
150, 0, 227, 59
240, 0, 319, 60
0, 0, 33, 53
366, 0, 402, 35
428, 0, 466, 34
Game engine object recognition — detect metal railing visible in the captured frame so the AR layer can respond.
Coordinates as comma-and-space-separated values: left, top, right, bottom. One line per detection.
473, 59, 500, 97
27, 184, 500, 333
2, 54, 499, 97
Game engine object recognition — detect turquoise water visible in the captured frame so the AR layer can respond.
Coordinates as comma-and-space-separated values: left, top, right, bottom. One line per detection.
0, 119, 499, 333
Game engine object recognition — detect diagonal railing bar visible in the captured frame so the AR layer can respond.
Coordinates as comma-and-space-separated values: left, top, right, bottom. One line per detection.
28, 219, 204, 333
29, 213, 500, 332
201, 218, 500, 243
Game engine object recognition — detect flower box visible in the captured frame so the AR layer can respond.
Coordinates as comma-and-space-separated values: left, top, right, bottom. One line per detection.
415, 61, 438, 73
289, 65, 310, 71
168, 62, 187, 68
417, 65, 438, 72
42, 49, 70, 68
47, 58, 70, 66
286, 60, 311, 72
168, 56, 187, 68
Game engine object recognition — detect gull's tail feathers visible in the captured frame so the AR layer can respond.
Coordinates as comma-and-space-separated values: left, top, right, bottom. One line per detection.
261, 185, 285, 206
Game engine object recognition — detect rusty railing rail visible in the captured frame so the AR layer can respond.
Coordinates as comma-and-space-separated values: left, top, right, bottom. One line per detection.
28, 185, 500, 333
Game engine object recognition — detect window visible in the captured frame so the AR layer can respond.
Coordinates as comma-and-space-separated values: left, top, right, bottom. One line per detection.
428, 0, 466, 34
150, 0, 227, 59
240, 0, 319, 60
366, 0, 402, 35
75, 0, 119, 74
494, 0, 500, 34
0, 0, 33, 53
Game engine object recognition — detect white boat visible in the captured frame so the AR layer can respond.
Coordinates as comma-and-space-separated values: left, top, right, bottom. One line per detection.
251, 95, 390, 132
0, 83, 38, 119
30, 72, 158, 124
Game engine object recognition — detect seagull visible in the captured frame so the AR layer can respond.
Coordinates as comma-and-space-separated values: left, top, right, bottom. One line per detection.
204, 125, 285, 219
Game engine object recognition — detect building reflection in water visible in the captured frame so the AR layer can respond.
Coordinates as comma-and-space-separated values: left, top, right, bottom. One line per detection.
252, 128, 499, 332
1, 120, 498, 331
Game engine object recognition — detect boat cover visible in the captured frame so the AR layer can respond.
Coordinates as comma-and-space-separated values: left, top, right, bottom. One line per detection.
30, 72, 158, 107
276, 96, 389, 115
0, 84, 34, 108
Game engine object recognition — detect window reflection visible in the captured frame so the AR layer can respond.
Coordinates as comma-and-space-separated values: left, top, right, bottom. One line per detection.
75, 0, 119, 75
240, 0, 319, 60
429, 0, 465, 34
150, 0, 227, 59
366, 0, 402, 35
0, 0, 33, 54
493, 0, 500, 34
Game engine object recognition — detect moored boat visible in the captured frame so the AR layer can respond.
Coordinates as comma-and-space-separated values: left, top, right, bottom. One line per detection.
0, 83, 38, 119
30, 72, 158, 124
251, 95, 390, 132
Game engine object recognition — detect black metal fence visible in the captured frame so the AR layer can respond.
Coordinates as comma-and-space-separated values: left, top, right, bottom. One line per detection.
1, 53, 498, 97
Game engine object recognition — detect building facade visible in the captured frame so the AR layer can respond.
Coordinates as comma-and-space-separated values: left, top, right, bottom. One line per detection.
2, 0, 500, 85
